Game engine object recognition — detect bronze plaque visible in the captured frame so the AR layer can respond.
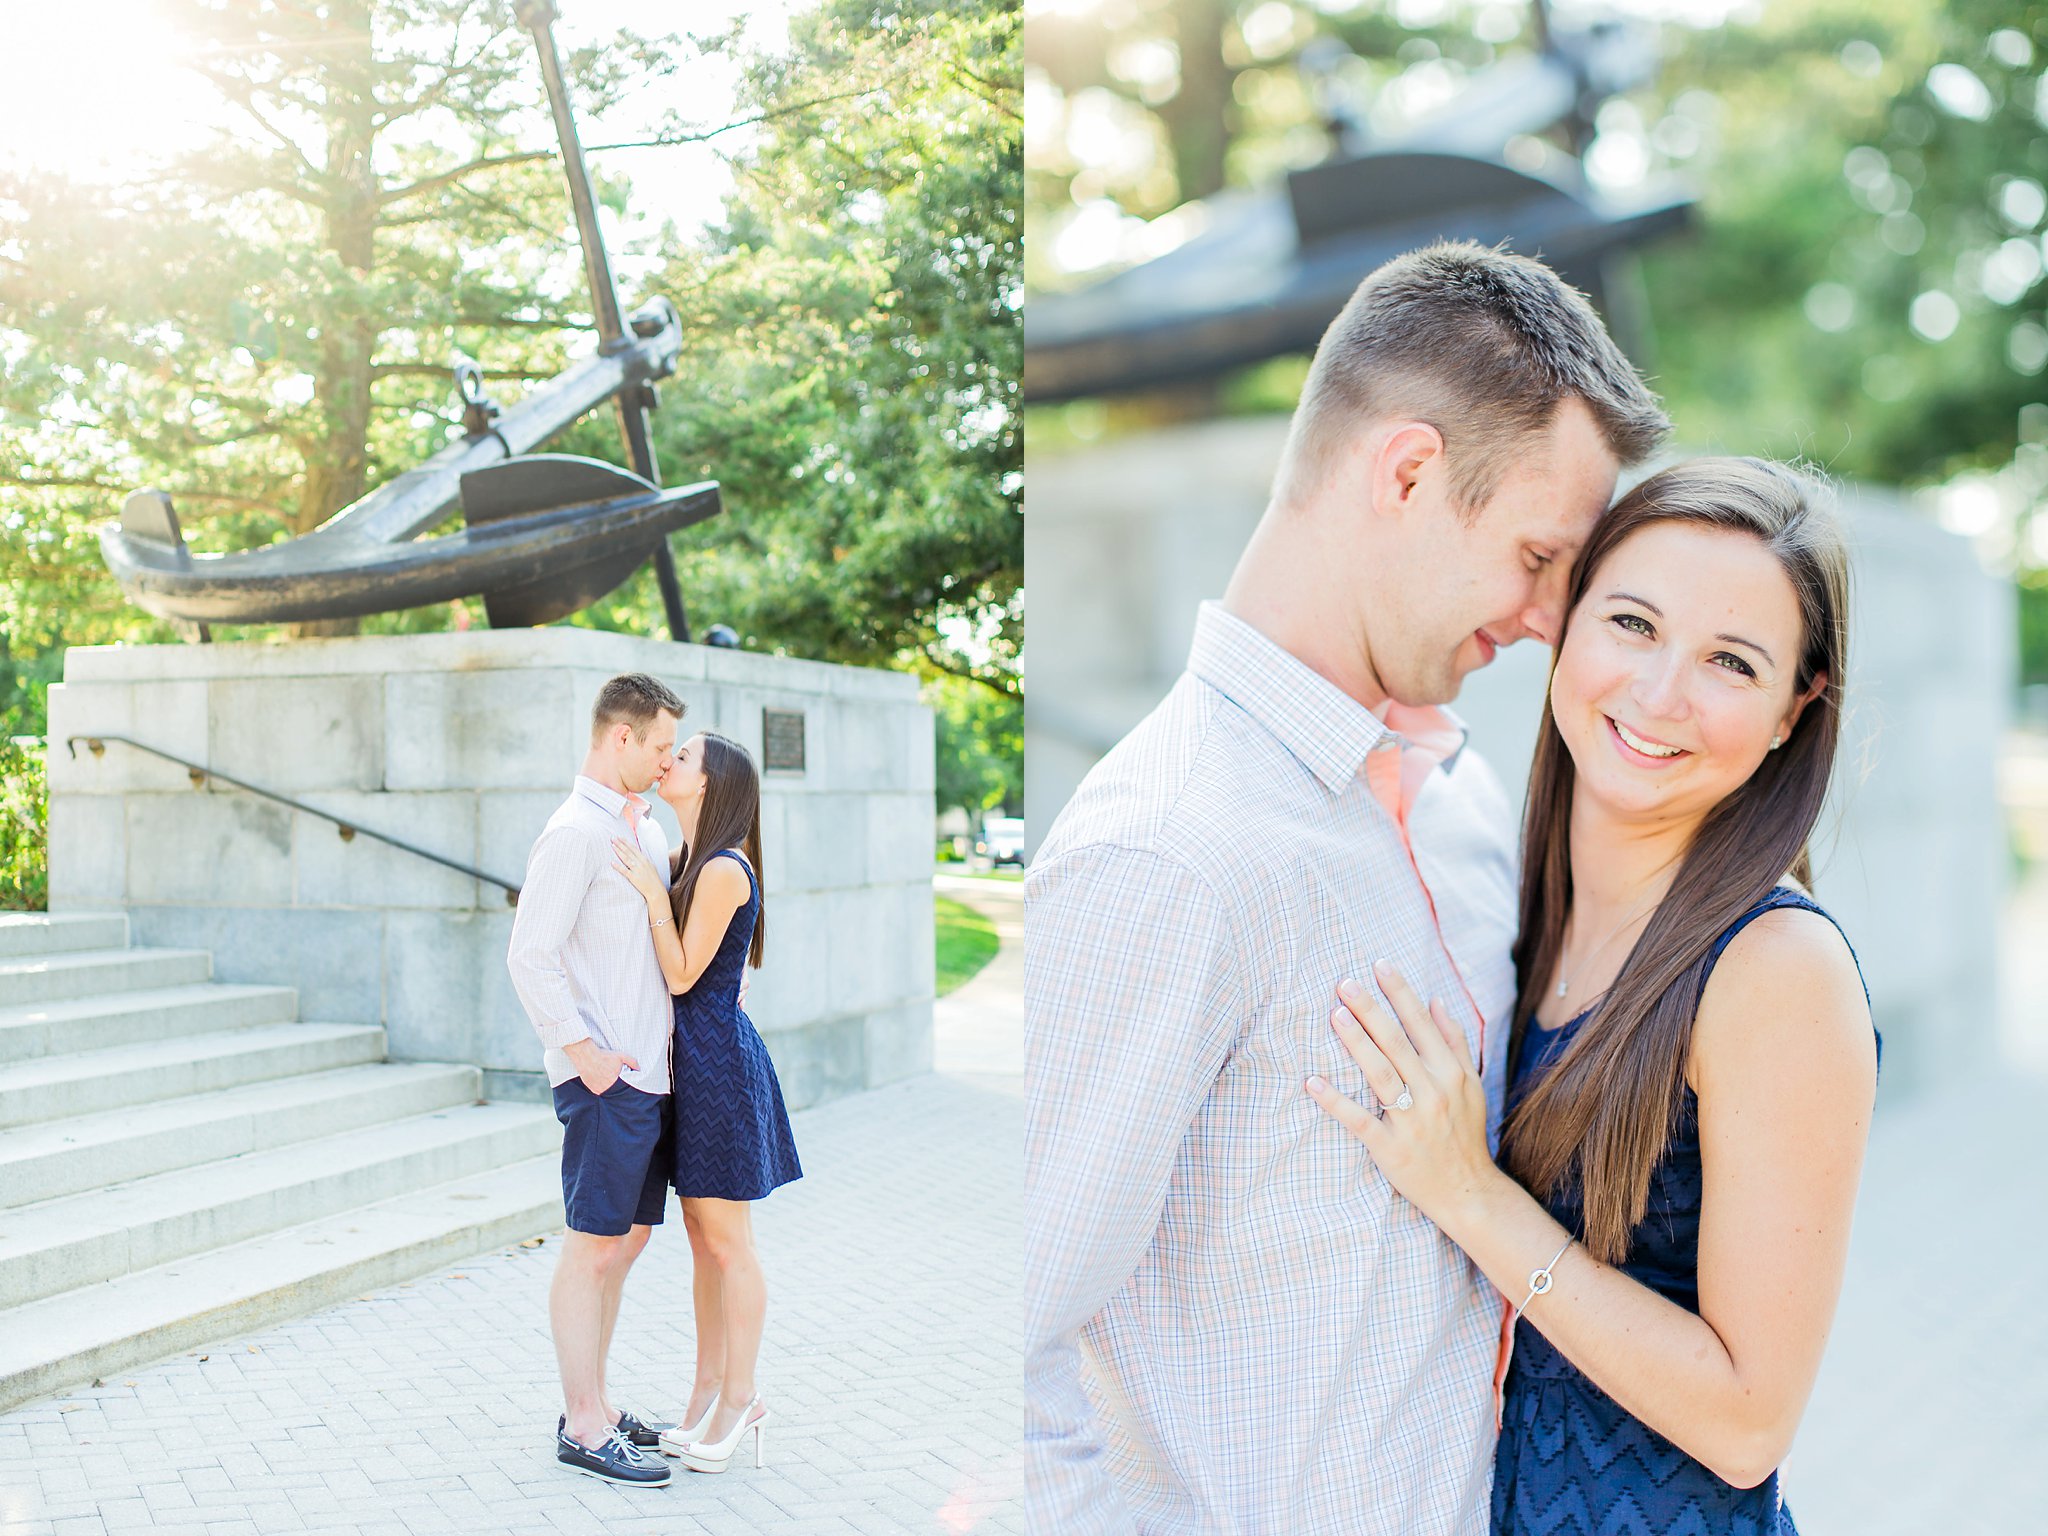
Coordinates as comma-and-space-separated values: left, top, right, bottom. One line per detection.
763, 708, 806, 774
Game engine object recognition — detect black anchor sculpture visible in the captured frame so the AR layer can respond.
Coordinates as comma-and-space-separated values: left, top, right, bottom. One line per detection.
100, 0, 715, 640
1024, 0, 1695, 404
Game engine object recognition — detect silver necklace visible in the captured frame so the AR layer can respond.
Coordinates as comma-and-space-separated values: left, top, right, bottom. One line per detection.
1554, 889, 1663, 999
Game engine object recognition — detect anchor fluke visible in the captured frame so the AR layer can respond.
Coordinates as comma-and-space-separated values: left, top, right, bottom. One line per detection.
120, 490, 192, 562
461, 453, 714, 628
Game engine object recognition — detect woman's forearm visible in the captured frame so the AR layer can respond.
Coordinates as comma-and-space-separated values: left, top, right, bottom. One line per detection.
643, 894, 698, 994
1442, 1172, 1791, 1488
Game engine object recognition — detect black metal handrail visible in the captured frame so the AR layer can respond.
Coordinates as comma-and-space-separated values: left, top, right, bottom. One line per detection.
66, 735, 521, 907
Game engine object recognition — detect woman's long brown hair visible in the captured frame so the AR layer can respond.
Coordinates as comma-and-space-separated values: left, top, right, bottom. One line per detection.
669, 733, 766, 968
1502, 457, 1850, 1263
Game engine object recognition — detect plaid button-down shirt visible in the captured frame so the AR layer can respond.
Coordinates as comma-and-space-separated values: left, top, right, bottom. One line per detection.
507, 775, 674, 1095
1024, 603, 1519, 1535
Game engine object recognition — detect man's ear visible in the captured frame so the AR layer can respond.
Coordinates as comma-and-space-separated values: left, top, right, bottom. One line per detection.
1372, 421, 1446, 519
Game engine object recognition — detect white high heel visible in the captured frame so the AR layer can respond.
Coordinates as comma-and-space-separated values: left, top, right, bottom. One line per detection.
656, 1397, 721, 1458
672, 1396, 767, 1473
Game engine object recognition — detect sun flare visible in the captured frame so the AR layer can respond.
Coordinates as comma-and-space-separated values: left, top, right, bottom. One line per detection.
0, 0, 218, 180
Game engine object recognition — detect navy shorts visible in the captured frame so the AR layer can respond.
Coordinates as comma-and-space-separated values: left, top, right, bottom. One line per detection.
552, 1077, 672, 1237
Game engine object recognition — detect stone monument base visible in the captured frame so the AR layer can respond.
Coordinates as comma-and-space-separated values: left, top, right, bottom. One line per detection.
47, 628, 936, 1108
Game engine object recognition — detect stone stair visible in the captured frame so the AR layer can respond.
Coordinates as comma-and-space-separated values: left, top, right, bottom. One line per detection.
0, 911, 564, 1412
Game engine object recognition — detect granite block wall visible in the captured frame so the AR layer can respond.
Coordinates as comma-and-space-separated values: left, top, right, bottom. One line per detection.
47, 628, 935, 1108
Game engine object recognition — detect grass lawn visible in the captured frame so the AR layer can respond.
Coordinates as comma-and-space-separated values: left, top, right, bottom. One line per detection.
935, 893, 1000, 996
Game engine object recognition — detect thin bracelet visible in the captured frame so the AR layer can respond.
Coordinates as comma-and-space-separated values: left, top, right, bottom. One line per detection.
1517, 1238, 1573, 1314
650, 914, 671, 930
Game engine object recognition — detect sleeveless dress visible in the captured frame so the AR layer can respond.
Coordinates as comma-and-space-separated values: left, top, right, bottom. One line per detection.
670, 849, 802, 1201
1491, 889, 1874, 1536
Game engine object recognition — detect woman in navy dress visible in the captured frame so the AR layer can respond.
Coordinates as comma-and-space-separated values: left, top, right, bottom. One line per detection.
613, 730, 799, 1476
1304, 459, 1878, 1534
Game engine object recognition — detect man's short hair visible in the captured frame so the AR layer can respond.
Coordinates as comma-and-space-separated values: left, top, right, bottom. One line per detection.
1275, 241, 1670, 516
591, 673, 685, 742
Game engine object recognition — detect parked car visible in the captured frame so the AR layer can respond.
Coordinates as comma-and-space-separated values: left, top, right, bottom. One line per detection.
976, 815, 1026, 867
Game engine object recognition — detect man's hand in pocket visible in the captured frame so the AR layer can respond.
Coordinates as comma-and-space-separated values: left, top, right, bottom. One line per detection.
563, 1038, 639, 1096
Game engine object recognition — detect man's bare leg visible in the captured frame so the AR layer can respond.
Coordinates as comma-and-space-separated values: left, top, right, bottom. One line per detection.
550, 1228, 628, 1447
594, 1222, 652, 1426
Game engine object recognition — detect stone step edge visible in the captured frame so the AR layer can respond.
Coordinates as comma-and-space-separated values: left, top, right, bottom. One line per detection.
0, 913, 129, 959
0, 946, 211, 977
0, 1152, 564, 1415
0, 1021, 382, 1093
0, 981, 299, 1035
0, 1025, 388, 1133
0, 1061, 485, 1208
0, 948, 214, 1008
0, 1101, 557, 1279
0, 1058, 480, 1159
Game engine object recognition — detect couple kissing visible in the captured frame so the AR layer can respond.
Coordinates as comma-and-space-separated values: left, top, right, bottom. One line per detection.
508, 674, 802, 1488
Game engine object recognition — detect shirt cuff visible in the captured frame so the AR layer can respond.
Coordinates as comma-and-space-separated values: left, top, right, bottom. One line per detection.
536, 1020, 593, 1052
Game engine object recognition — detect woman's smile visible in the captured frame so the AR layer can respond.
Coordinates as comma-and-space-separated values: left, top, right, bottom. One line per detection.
1605, 715, 1689, 765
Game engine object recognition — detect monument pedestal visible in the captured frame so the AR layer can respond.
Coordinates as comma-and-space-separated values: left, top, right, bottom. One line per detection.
47, 629, 936, 1107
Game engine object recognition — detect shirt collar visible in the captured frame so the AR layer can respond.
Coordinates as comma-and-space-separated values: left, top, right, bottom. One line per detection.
573, 774, 649, 822
1376, 698, 1470, 776
1186, 602, 1468, 793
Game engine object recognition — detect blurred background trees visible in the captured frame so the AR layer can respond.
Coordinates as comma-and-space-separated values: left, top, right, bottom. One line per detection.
1026, 0, 2047, 688
588, 0, 1022, 704
0, 0, 1021, 813
932, 673, 1024, 821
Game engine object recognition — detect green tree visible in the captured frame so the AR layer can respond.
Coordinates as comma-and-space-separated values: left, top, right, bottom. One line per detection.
1025, 0, 1486, 292
928, 672, 1022, 820
579, 0, 1023, 697
0, 739, 48, 911
2, 0, 1022, 715
1026, 0, 2045, 674
1631, 2, 2044, 487
0, 0, 678, 653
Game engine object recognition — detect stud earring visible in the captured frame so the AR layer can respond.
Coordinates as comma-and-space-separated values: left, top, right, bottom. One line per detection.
1769, 735, 1782, 750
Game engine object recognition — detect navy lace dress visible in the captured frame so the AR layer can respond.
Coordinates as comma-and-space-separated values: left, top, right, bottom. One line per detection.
1492, 889, 1872, 1536
671, 849, 802, 1201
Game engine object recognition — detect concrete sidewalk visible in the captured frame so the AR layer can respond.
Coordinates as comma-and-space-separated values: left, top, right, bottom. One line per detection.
8, 862, 2036, 1534
1791, 1063, 2048, 1532
1788, 862, 2048, 1533
0, 882, 1023, 1536
934, 876, 1021, 1082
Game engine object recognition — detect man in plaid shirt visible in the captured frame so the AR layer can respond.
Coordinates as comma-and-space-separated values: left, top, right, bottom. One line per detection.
1024, 244, 1669, 1534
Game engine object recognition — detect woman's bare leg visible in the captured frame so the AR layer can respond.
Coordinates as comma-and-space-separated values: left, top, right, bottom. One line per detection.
682, 1197, 765, 1440
681, 1202, 725, 1426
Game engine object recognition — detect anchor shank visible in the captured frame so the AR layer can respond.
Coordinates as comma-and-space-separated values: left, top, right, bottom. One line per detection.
617, 395, 691, 641
517, 1, 627, 349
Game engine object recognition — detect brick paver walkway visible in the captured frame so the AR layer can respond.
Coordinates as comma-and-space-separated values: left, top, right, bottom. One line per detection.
5, 867, 2041, 1534
0, 882, 1022, 1536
